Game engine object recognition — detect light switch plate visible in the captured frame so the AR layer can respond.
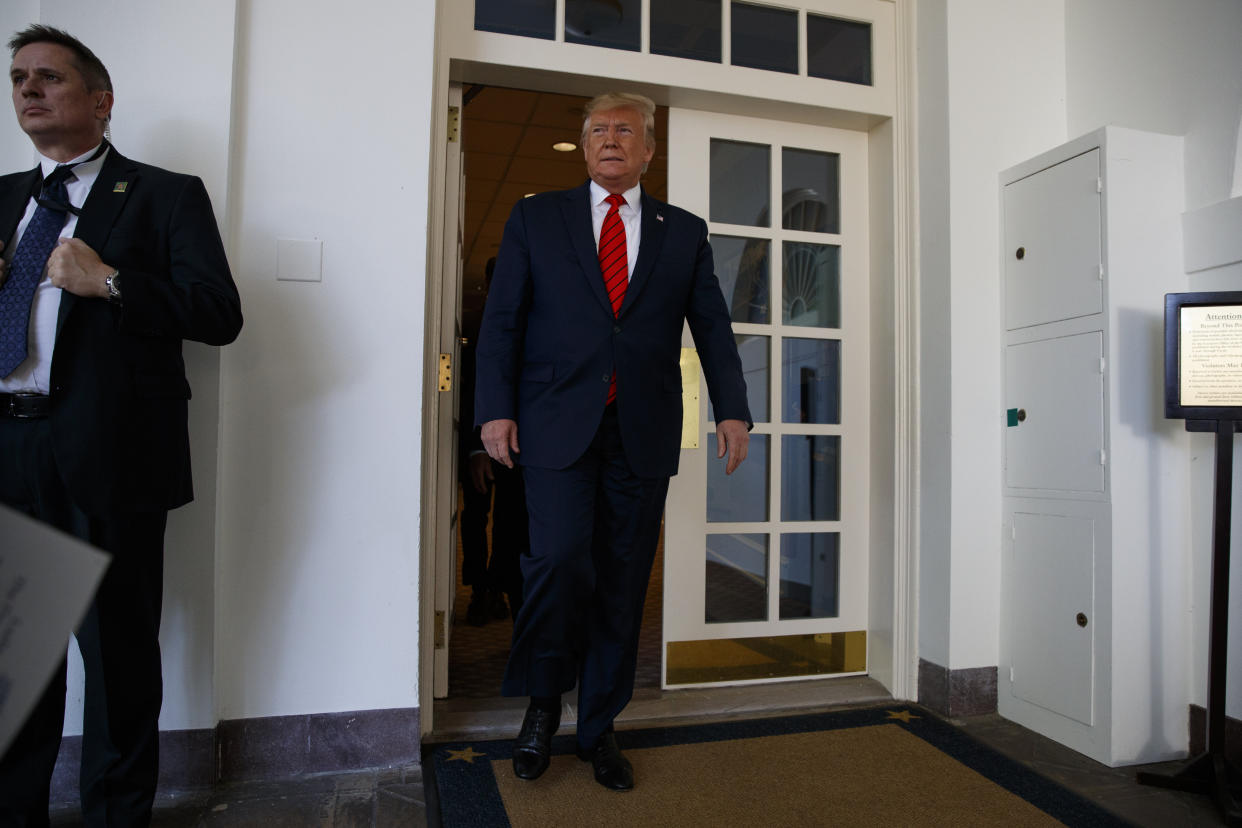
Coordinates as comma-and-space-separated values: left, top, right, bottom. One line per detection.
276, 238, 323, 282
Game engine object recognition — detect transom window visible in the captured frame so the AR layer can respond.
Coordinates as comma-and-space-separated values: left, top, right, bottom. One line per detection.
473, 0, 873, 87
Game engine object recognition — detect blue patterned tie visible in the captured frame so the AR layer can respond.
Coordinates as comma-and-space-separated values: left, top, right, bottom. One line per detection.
0, 165, 75, 378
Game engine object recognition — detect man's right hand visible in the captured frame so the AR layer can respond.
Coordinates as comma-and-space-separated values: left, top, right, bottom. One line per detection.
481, 418, 520, 468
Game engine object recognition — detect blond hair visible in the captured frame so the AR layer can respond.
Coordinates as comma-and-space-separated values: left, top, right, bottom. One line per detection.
581, 92, 656, 152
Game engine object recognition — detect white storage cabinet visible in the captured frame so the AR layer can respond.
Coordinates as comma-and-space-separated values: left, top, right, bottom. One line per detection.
999, 127, 1190, 767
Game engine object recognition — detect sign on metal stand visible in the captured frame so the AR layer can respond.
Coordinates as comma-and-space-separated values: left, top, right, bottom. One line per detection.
1138, 291, 1242, 825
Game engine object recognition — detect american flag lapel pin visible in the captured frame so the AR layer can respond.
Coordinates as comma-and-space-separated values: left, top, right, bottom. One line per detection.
656, 213, 663, 222
113, 182, 128, 193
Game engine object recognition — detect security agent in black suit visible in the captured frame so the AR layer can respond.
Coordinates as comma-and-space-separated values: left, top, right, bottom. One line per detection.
0, 26, 241, 827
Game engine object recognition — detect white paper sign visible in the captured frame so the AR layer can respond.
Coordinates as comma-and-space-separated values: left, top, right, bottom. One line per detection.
0, 505, 109, 755
1179, 305, 1242, 407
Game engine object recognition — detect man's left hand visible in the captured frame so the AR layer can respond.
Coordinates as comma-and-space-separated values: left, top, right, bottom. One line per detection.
47, 237, 113, 298
716, 419, 750, 475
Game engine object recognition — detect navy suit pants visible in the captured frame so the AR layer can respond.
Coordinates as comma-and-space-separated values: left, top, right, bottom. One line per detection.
501, 404, 668, 751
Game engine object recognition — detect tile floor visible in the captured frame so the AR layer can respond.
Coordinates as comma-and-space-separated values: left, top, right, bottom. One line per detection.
47, 679, 1232, 826
49, 763, 428, 828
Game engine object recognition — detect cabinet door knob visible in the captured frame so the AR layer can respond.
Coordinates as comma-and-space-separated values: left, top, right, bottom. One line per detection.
1015, 246, 1026, 260
1076, 613, 1088, 627
1016, 408, 1027, 423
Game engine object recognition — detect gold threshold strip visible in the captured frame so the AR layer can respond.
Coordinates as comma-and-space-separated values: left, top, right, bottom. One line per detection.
666, 630, 866, 685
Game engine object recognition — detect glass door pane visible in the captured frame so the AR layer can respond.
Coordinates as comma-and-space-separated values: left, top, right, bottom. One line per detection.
781, 338, 840, 424
782, 148, 839, 232
710, 139, 770, 226
783, 242, 839, 327
663, 107, 869, 689
706, 533, 769, 622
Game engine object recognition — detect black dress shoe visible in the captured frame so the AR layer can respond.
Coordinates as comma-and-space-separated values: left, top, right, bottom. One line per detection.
512, 704, 560, 780
576, 731, 633, 791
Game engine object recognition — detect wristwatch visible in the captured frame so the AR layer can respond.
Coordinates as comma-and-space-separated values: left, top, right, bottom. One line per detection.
105, 269, 122, 303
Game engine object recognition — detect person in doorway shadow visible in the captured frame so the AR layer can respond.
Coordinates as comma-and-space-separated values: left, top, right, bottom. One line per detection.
458, 257, 526, 625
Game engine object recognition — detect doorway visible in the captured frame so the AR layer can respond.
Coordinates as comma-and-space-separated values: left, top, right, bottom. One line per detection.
422, 0, 915, 740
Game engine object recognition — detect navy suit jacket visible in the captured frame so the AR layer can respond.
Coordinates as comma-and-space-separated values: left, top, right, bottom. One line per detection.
0, 147, 242, 516
475, 181, 750, 479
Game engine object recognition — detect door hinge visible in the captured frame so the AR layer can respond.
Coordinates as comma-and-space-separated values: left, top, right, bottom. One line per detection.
434, 610, 446, 648
1100, 449, 1107, 466
447, 106, 460, 143
1009, 666, 1015, 683
439, 353, 452, 391
1099, 357, 1106, 374
1096, 177, 1103, 193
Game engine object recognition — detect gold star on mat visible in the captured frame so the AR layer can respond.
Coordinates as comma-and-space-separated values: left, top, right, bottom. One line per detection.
886, 710, 920, 723
445, 747, 486, 764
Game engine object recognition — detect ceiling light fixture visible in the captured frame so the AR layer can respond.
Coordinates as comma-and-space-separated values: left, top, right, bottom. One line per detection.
552, 141, 577, 152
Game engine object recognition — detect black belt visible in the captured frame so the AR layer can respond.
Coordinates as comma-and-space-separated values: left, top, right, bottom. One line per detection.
1, 392, 51, 419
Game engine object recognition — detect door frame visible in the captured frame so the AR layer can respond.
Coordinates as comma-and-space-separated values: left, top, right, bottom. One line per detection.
418, 0, 921, 735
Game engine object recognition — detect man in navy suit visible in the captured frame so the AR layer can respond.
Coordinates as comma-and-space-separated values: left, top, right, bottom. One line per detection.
475, 92, 751, 791
0, 25, 241, 826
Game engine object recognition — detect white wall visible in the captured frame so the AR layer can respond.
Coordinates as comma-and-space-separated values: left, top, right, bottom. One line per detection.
1064, 0, 1242, 723
917, 0, 1067, 673
3, 0, 432, 736
916, 0, 951, 669
0, 2, 39, 163
214, 0, 432, 719
944, 0, 1067, 670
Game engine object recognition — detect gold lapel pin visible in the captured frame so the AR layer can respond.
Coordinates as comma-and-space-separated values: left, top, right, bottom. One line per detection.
113, 182, 128, 193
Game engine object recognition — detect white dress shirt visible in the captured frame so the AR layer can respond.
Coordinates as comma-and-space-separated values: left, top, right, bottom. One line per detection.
0, 143, 109, 394
589, 180, 641, 280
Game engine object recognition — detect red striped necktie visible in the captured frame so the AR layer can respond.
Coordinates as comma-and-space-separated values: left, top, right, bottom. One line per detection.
599, 193, 628, 405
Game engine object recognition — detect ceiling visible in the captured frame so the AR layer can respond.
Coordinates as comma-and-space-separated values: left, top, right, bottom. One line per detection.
459, 84, 669, 335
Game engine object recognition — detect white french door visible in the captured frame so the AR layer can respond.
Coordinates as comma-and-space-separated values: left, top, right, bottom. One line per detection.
663, 109, 870, 688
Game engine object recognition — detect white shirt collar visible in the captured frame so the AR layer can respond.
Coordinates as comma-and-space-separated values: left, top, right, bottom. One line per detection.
38, 142, 108, 180
590, 179, 641, 210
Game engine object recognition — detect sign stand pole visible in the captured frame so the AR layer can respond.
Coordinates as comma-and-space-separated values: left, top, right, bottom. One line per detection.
1137, 417, 1241, 825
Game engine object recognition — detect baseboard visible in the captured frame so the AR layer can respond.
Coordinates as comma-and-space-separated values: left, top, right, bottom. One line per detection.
1189, 704, 1242, 765
217, 706, 421, 782
51, 706, 420, 805
917, 659, 997, 718
51, 728, 215, 806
